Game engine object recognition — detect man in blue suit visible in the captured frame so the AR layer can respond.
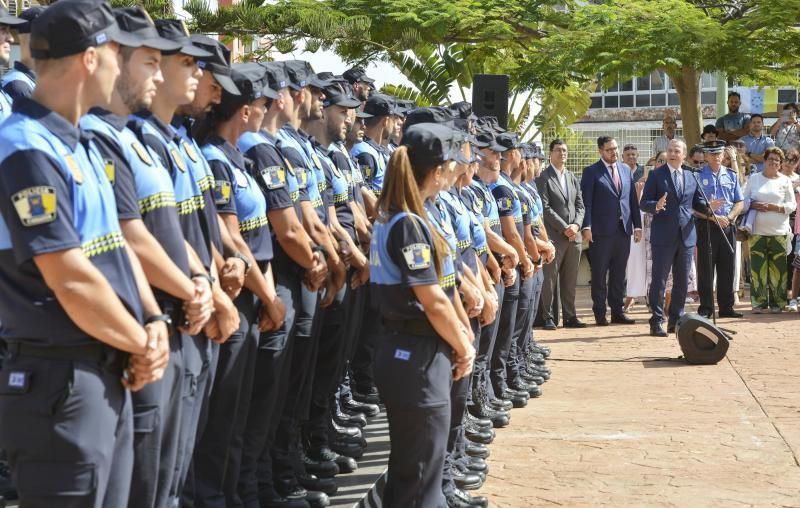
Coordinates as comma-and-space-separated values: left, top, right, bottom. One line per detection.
581, 136, 642, 325
640, 139, 709, 337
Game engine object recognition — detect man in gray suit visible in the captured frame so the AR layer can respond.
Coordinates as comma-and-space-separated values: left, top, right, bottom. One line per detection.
536, 139, 586, 330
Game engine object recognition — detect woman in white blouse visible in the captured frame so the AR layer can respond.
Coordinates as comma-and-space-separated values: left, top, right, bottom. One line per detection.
744, 147, 797, 312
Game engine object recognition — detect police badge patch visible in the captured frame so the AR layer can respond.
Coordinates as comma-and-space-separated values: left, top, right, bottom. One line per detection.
131, 142, 153, 166
12, 186, 57, 226
104, 159, 115, 185
214, 180, 232, 205
171, 148, 187, 172
261, 166, 286, 189
497, 197, 512, 212
360, 164, 372, 179
402, 243, 431, 270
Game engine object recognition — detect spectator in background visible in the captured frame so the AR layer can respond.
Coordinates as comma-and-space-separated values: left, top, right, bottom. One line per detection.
688, 145, 706, 168
740, 114, 775, 173
716, 91, 752, 142
702, 124, 719, 142
652, 114, 684, 154
744, 147, 796, 313
769, 103, 800, 152
623, 144, 645, 183
779, 147, 800, 310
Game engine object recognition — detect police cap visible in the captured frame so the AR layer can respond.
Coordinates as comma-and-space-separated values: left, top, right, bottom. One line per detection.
190, 34, 240, 96
342, 66, 375, 85
363, 93, 399, 117
449, 101, 477, 121
496, 132, 521, 150
232, 62, 277, 101
154, 19, 211, 58
30, 0, 140, 59
403, 107, 455, 132
701, 140, 727, 154
322, 82, 361, 109
472, 131, 507, 152
15, 6, 45, 34
282, 60, 331, 91
402, 123, 464, 168
261, 62, 289, 93
113, 7, 182, 52
0, 5, 24, 27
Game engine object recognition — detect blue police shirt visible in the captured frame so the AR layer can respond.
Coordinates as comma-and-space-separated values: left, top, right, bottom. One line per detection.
489, 172, 524, 238
440, 189, 476, 272
1, 61, 36, 102
203, 136, 273, 262
351, 137, 386, 197
470, 177, 501, 236
321, 141, 357, 240
424, 199, 459, 297
0, 90, 12, 123
740, 134, 775, 172
370, 211, 448, 320
81, 109, 191, 306
698, 165, 743, 217
0, 98, 142, 345
459, 185, 489, 263
278, 125, 326, 221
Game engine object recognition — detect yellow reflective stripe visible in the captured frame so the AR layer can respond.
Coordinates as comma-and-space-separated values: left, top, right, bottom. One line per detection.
239, 215, 269, 233
82, 231, 126, 258
138, 192, 176, 214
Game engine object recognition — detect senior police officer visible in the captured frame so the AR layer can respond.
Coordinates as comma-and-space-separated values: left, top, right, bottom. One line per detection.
695, 141, 744, 319
0, 0, 172, 505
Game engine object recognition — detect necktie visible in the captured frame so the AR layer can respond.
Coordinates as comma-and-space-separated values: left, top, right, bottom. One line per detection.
609, 164, 621, 192
673, 169, 683, 196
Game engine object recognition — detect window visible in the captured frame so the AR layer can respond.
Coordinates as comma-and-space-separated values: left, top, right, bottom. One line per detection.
588, 70, 720, 110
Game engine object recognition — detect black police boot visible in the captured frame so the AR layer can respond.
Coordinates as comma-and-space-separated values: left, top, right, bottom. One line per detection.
332, 406, 367, 428
452, 468, 483, 491
276, 477, 330, 508
259, 488, 311, 508
352, 385, 380, 404
527, 364, 551, 381
499, 387, 528, 408
488, 396, 513, 412
465, 442, 490, 459
510, 379, 542, 398
446, 487, 489, 508
298, 473, 338, 497
521, 370, 546, 385
466, 412, 493, 431
330, 419, 363, 439
342, 397, 380, 417
330, 437, 364, 459
530, 342, 551, 358
464, 456, 489, 474
468, 385, 510, 428
301, 449, 339, 478
307, 444, 358, 474
464, 418, 494, 445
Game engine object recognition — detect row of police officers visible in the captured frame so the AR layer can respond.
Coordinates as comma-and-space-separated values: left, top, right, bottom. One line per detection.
0, 1, 553, 507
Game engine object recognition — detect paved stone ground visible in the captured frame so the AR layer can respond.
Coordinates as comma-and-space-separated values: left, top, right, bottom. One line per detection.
479, 287, 800, 507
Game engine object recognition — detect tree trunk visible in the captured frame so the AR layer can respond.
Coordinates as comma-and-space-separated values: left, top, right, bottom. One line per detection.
668, 67, 702, 147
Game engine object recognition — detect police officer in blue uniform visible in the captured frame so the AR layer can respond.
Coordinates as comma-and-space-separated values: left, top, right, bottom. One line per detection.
1, 6, 45, 102
195, 63, 287, 507
0, 6, 24, 121
0, 0, 171, 505
371, 123, 475, 508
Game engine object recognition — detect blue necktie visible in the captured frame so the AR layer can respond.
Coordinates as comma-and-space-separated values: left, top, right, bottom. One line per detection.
673, 170, 683, 196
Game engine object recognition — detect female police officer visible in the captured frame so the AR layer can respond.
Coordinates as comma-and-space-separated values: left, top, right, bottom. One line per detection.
370, 122, 475, 507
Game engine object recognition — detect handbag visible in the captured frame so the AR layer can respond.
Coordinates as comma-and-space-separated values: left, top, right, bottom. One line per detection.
735, 209, 756, 241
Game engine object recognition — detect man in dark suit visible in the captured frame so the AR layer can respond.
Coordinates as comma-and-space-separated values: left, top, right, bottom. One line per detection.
581, 136, 643, 325
640, 139, 709, 336
536, 139, 586, 330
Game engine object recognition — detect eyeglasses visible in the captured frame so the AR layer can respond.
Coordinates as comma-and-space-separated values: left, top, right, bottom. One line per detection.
787, 157, 799, 163
656, 159, 666, 164
766, 158, 783, 163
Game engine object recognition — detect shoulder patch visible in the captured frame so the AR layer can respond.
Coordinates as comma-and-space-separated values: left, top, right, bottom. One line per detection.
283, 157, 295, 176
131, 141, 153, 166
261, 166, 286, 189
296, 168, 309, 189
214, 180, 232, 205
360, 164, 372, 179
183, 141, 199, 163
402, 243, 432, 270
497, 196, 512, 212
104, 159, 115, 185
63, 154, 83, 184
12, 186, 57, 226
171, 148, 187, 172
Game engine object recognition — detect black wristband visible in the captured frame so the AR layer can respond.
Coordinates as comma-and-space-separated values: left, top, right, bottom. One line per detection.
144, 313, 172, 328
191, 272, 215, 286
232, 252, 252, 274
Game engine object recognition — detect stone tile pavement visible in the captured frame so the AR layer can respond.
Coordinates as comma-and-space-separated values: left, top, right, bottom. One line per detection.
479, 288, 800, 507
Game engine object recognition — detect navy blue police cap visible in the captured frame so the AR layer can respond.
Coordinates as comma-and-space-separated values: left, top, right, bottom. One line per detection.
363, 93, 399, 117
702, 140, 727, 154
342, 67, 375, 85
154, 19, 211, 58
189, 34, 240, 96
30, 0, 141, 59
0, 5, 25, 27
401, 123, 465, 168
261, 61, 289, 93
449, 101, 477, 121
472, 131, 507, 152
113, 7, 181, 52
403, 107, 455, 133
496, 132, 521, 150
15, 6, 45, 34
282, 60, 332, 91
322, 82, 361, 109
232, 62, 278, 101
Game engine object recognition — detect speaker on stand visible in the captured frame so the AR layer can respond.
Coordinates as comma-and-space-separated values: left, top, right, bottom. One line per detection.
472, 74, 509, 129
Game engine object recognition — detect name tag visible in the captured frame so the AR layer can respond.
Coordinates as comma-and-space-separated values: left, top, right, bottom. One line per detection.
394, 349, 411, 361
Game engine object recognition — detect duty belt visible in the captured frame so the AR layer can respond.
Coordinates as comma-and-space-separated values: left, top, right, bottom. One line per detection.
381, 318, 438, 338
5, 342, 128, 374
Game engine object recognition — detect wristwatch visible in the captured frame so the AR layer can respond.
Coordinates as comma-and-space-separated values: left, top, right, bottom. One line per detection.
145, 313, 173, 329
232, 252, 252, 275
191, 272, 215, 286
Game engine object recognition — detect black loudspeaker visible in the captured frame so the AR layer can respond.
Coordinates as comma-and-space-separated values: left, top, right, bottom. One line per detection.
675, 313, 730, 365
472, 74, 509, 130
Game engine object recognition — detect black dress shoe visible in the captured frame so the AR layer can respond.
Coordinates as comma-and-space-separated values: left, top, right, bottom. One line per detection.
610, 313, 635, 324
667, 324, 676, 334
298, 473, 338, 497
543, 318, 557, 330
352, 386, 380, 404
465, 442, 490, 459
301, 451, 339, 478
650, 324, 668, 337
595, 315, 609, 326
719, 310, 744, 318
452, 468, 483, 490
564, 318, 587, 328
342, 398, 380, 417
